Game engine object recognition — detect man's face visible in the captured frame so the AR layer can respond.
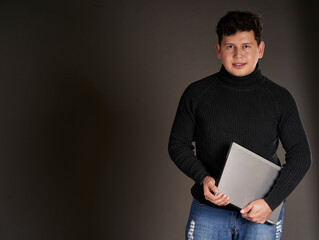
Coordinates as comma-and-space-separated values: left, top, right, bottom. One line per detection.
216, 30, 265, 77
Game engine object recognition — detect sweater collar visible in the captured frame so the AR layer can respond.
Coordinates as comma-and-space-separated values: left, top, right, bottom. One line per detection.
218, 63, 263, 90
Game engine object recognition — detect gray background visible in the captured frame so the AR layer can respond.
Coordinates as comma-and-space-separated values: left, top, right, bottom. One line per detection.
0, 0, 318, 239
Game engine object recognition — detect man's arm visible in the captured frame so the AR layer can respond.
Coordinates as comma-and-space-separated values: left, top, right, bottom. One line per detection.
241, 90, 311, 223
168, 85, 229, 206
168, 85, 209, 184
263, 90, 311, 210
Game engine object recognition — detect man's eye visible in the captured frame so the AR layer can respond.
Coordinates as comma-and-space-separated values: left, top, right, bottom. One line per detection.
244, 45, 250, 48
227, 45, 233, 49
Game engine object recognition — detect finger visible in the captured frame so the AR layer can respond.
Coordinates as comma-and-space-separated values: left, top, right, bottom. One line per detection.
204, 191, 217, 202
241, 213, 254, 222
203, 180, 229, 206
204, 182, 221, 199
240, 203, 253, 214
204, 188, 219, 202
213, 193, 228, 202
242, 212, 266, 223
205, 181, 219, 195
215, 199, 230, 206
210, 185, 219, 195
241, 213, 248, 219
212, 194, 230, 206
203, 184, 215, 198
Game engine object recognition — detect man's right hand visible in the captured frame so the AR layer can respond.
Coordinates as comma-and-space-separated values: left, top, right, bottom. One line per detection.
203, 176, 230, 206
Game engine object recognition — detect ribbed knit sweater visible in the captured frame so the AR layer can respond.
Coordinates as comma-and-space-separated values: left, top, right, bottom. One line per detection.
168, 64, 311, 211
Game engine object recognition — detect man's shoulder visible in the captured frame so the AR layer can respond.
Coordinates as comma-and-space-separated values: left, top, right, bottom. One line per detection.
184, 72, 219, 95
263, 76, 286, 91
178, 72, 220, 108
262, 76, 296, 106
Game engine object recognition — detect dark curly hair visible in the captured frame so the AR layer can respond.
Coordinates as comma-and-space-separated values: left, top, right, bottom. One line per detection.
216, 10, 263, 45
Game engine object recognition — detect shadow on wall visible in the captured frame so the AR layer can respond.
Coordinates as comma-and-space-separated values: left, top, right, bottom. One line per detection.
294, 2, 319, 238
37, 70, 117, 239
298, 5, 319, 173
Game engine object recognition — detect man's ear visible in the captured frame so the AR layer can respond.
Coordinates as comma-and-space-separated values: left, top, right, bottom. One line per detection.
216, 43, 221, 59
258, 41, 265, 59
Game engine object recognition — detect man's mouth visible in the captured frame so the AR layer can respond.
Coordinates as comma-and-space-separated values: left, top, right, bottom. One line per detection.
233, 63, 246, 68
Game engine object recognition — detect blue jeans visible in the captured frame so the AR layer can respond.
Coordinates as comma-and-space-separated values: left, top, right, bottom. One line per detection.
185, 199, 284, 240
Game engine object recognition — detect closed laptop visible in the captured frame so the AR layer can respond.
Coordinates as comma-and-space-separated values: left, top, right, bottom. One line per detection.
217, 142, 283, 224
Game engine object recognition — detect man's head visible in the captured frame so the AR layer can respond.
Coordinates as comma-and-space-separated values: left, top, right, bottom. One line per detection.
215, 10, 265, 77
216, 10, 263, 46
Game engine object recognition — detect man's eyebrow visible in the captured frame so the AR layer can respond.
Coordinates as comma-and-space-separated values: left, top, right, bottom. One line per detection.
223, 42, 253, 45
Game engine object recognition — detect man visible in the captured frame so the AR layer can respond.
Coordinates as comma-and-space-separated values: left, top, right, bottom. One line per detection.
168, 10, 311, 239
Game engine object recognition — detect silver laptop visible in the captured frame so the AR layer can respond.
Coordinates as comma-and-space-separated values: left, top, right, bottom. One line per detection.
217, 142, 283, 224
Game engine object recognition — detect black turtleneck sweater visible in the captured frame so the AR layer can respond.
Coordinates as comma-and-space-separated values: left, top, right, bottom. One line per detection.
168, 64, 311, 211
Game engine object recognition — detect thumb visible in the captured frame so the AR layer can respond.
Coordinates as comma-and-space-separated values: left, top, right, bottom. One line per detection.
240, 203, 253, 214
210, 185, 219, 195
204, 177, 219, 194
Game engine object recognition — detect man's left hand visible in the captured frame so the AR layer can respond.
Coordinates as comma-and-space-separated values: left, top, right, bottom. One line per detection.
240, 199, 272, 224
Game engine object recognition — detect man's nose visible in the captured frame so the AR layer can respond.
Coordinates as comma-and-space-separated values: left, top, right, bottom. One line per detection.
234, 47, 244, 58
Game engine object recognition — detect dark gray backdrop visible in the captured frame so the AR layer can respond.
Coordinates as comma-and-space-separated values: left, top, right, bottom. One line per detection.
0, 0, 318, 239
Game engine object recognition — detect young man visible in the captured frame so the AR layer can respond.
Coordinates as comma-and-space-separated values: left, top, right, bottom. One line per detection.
168, 10, 311, 239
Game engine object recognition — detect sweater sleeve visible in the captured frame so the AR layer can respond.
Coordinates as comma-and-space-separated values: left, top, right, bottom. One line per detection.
168, 85, 209, 184
263, 90, 312, 211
